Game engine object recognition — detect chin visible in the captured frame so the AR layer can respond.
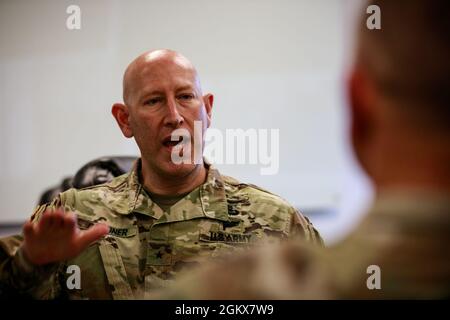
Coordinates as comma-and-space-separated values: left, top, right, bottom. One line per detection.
159, 161, 199, 178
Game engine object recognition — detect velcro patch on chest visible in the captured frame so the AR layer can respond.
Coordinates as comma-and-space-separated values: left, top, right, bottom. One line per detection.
200, 231, 253, 244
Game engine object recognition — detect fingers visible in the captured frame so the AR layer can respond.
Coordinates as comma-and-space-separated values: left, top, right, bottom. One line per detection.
39, 210, 54, 231
25, 206, 109, 259
23, 220, 36, 240
37, 208, 68, 232
77, 223, 109, 250
52, 209, 65, 228
63, 211, 77, 230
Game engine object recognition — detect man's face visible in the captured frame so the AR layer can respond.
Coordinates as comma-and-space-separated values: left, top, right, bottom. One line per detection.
124, 55, 212, 178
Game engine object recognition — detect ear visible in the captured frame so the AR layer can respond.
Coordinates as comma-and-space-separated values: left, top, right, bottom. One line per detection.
348, 67, 374, 174
203, 93, 214, 128
111, 103, 133, 138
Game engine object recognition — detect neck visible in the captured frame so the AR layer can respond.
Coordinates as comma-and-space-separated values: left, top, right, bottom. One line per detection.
371, 130, 450, 194
375, 164, 450, 194
139, 161, 208, 196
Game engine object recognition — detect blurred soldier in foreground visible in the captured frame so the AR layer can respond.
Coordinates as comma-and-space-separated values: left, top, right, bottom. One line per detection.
155, 0, 450, 299
0, 50, 321, 299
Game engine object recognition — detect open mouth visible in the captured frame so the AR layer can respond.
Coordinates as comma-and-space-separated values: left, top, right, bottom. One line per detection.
162, 135, 187, 148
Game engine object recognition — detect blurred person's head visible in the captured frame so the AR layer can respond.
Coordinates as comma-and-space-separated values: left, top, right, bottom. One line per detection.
349, 0, 450, 192
111, 49, 213, 187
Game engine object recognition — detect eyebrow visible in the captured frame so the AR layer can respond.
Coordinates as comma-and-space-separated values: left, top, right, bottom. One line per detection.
138, 85, 197, 102
142, 90, 164, 96
176, 85, 195, 92
138, 90, 164, 103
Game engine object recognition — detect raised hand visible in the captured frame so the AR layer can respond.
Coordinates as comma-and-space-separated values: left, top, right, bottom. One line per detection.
22, 208, 109, 266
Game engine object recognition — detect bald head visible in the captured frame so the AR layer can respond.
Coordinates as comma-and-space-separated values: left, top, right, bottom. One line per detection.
123, 49, 202, 106
112, 49, 214, 189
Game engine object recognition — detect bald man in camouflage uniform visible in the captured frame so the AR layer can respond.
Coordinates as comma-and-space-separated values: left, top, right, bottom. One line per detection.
153, 0, 450, 299
0, 50, 321, 299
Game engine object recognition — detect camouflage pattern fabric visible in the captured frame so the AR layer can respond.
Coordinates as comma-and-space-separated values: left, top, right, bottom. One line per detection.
0, 159, 322, 299
152, 190, 450, 299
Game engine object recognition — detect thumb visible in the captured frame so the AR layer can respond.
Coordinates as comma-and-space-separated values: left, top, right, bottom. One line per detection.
77, 223, 109, 250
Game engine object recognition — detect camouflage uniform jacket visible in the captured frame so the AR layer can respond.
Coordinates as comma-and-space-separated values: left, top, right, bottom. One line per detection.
0, 160, 322, 299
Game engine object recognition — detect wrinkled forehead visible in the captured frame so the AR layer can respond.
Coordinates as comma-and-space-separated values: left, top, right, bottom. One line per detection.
135, 55, 200, 91
123, 51, 203, 105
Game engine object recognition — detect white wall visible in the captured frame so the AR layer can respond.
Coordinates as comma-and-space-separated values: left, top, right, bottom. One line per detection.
0, 0, 371, 243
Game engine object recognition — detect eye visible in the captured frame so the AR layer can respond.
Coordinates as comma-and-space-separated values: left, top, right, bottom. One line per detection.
145, 97, 163, 106
178, 93, 195, 101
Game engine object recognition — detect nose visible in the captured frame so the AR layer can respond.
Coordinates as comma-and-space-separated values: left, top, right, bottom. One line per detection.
164, 96, 184, 128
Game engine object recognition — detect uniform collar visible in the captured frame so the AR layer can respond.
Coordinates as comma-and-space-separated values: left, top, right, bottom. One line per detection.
123, 158, 230, 223
371, 189, 450, 220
